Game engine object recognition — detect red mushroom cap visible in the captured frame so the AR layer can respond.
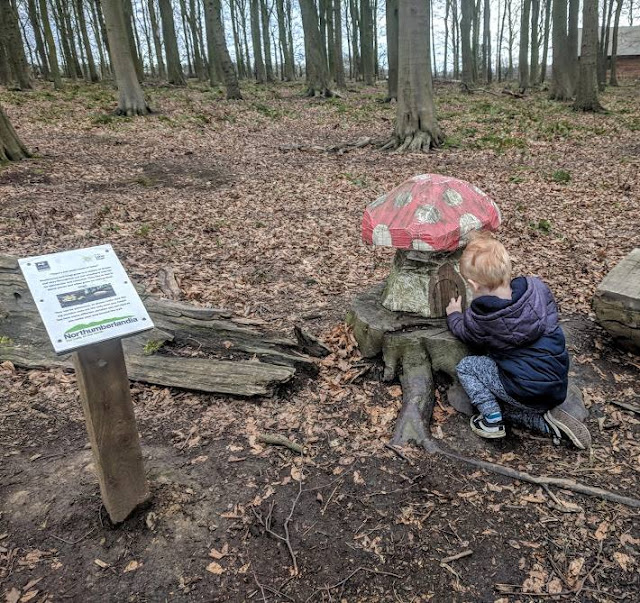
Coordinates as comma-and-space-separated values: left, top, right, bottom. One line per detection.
362, 174, 501, 251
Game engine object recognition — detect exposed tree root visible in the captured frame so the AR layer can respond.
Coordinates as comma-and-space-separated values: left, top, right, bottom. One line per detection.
115, 104, 152, 117
279, 136, 376, 154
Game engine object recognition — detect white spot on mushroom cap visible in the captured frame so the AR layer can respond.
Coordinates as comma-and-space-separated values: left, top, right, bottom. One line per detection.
459, 213, 483, 237
472, 185, 488, 196
372, 224, 393, 246
412, 239, 434, 251
412, 174, 432, 182
415, 204, 442, 224
443, 189, 464, 207
368, 194, 387, 210
394, 191, 413, 208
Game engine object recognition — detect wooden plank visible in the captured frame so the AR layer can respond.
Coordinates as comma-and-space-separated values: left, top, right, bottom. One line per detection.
125, 355, 295, 397
74, 339, 149, 523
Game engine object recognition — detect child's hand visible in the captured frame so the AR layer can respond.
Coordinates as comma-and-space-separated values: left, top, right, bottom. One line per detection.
446, 296, 462, 315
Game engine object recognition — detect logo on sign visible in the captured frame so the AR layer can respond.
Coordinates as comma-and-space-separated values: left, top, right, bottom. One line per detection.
63, 316, 138, 340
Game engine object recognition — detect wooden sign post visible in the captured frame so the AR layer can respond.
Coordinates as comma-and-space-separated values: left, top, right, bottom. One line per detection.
19, 245, 153, 523
74, 339, 149, 523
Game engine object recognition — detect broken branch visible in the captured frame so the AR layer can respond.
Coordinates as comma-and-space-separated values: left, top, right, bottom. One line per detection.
257, 433, 304, 454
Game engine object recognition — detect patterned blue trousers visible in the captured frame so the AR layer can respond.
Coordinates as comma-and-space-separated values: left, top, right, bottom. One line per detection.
456, 355, 550, 434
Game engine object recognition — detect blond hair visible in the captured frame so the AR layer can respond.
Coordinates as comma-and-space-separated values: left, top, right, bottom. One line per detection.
460, 231, 511, 289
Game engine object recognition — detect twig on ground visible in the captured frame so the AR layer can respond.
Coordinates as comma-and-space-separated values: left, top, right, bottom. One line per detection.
252, 573, 267, 603
431, 442, 640, 508
610, 400, 640, 414
542, 484, 581, 513
440, 549, 473, 564
257, 433, 304, 454
321, 483, 340, 515
251, 477, 303, 575
305, 567, 403, 602
384, 443, 413, 464
49, 527, 97, 545
494, 585, 573, 597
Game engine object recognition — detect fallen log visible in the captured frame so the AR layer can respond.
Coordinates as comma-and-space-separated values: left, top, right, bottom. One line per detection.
0, 254, 312, 396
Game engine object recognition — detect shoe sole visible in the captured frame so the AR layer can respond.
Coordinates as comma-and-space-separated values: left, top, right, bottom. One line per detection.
470, 417, 506, 439
545, 409, 591, 450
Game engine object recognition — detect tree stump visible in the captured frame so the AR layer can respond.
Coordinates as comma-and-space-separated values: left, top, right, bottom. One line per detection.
347, 283, 469, 445
593, 248, 640, 353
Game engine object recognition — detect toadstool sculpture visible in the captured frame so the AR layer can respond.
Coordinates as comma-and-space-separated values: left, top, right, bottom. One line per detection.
362, 174, 501, 318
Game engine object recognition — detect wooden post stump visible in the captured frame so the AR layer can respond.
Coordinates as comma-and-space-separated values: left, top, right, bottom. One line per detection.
594, 248, 640, 353
347, 283, 469, 446
74, 339, 149, 523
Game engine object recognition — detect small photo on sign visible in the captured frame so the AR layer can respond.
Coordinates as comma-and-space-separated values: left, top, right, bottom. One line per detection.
57, 284, 116, 308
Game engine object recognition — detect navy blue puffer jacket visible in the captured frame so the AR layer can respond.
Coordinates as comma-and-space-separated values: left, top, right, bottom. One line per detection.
447, 276, 569, 410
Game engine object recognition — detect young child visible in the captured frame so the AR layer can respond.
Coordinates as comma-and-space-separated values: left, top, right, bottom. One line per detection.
446, 232, 591, 449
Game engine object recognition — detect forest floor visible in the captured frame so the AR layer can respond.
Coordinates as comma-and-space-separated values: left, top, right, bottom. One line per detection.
1, 79, 639, 603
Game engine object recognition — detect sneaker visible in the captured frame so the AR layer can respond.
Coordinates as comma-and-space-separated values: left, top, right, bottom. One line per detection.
544, 407, 592, 450
470, 414, 506, 439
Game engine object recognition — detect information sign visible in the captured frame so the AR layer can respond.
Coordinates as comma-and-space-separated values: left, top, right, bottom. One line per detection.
19, 245, 153, 354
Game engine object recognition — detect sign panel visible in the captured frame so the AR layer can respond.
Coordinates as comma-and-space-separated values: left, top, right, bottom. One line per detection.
19, 245, 153, 354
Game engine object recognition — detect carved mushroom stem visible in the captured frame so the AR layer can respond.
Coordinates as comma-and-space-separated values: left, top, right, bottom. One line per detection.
387, 339, 436, 446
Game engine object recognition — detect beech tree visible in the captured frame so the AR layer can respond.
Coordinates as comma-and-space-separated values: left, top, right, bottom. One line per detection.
158, 0, 186, 84
387, 0, 442, 152
460, 0, 474, 89
610, 0, 624, 85
299, 0, 333, 96
519, 0, 531, 92
203, 0, 242, 98
550, 0, 573, 100
385, 0, 398, 99
0, 0, 33, 89
0, 106, 30, 162
574, 0, 602, 111
250, 0, 266, 82
102, 0, 151, 115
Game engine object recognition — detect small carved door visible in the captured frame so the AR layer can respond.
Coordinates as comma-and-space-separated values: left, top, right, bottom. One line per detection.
429, 263, 467, 317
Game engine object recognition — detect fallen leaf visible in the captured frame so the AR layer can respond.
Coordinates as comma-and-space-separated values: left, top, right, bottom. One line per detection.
594, 521, 609, 541
21, 579, 42, 592
206, 561, 224, 575
620, 533, 640, 546
209, 544, 229, 560
4, 588, 20, 603
547, 577, 563, 595
290, 465, 302, 481
613, 552, 632, 572
94, 558, 109, 568
353, 470, 365, 485
123, 560, 140, 573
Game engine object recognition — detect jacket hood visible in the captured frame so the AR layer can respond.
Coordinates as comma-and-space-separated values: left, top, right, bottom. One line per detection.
464, 276, 557, 350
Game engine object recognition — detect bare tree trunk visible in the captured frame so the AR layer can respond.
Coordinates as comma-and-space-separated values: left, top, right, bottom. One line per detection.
299, 0, 332, 95
141, 0, 156, 77
483, 0, 491, 82
275, 0, 293, 79
122, 0, 144, 80
0, 42, 10, 86
76, 0, 100, 81
229, 0, 245, 78
203, 0, 242, 97
443, 0, 449, 77
102, 0, 150, 115
519, 0, 531, 92
472, 0, 480, 82
496, 0, 503, 81
392, 0, 442, 152
250, 0, 266, 81
0, 0, 33, 89
90, 0, 109, 76
26, 0, 50, 79
178, 0, 194, 77
285, 0, 294, 75
539, 0, 551, 83
39, 0, 62, 88
386, 0, 397, 98
609, 0, 623, 86
333, 0, 345, 88
158, 0, 185, 84
550, 0, 572, 99
0, 105, 30, 162
529, 0, 539, 85
148, 0, 167, 78
260, 0, 274, 81
506, 0, 514, 78
452, 0, 459, 78
599, 0, 615, 88
461, 0, 474, 89
188, 0, 206, 79
326, 0, 335, 80
95, 0, 113, 72
567, 0, 579, 89
360, 0, 374, 84
349, 0, 360, 80
574, 0, 602, 111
